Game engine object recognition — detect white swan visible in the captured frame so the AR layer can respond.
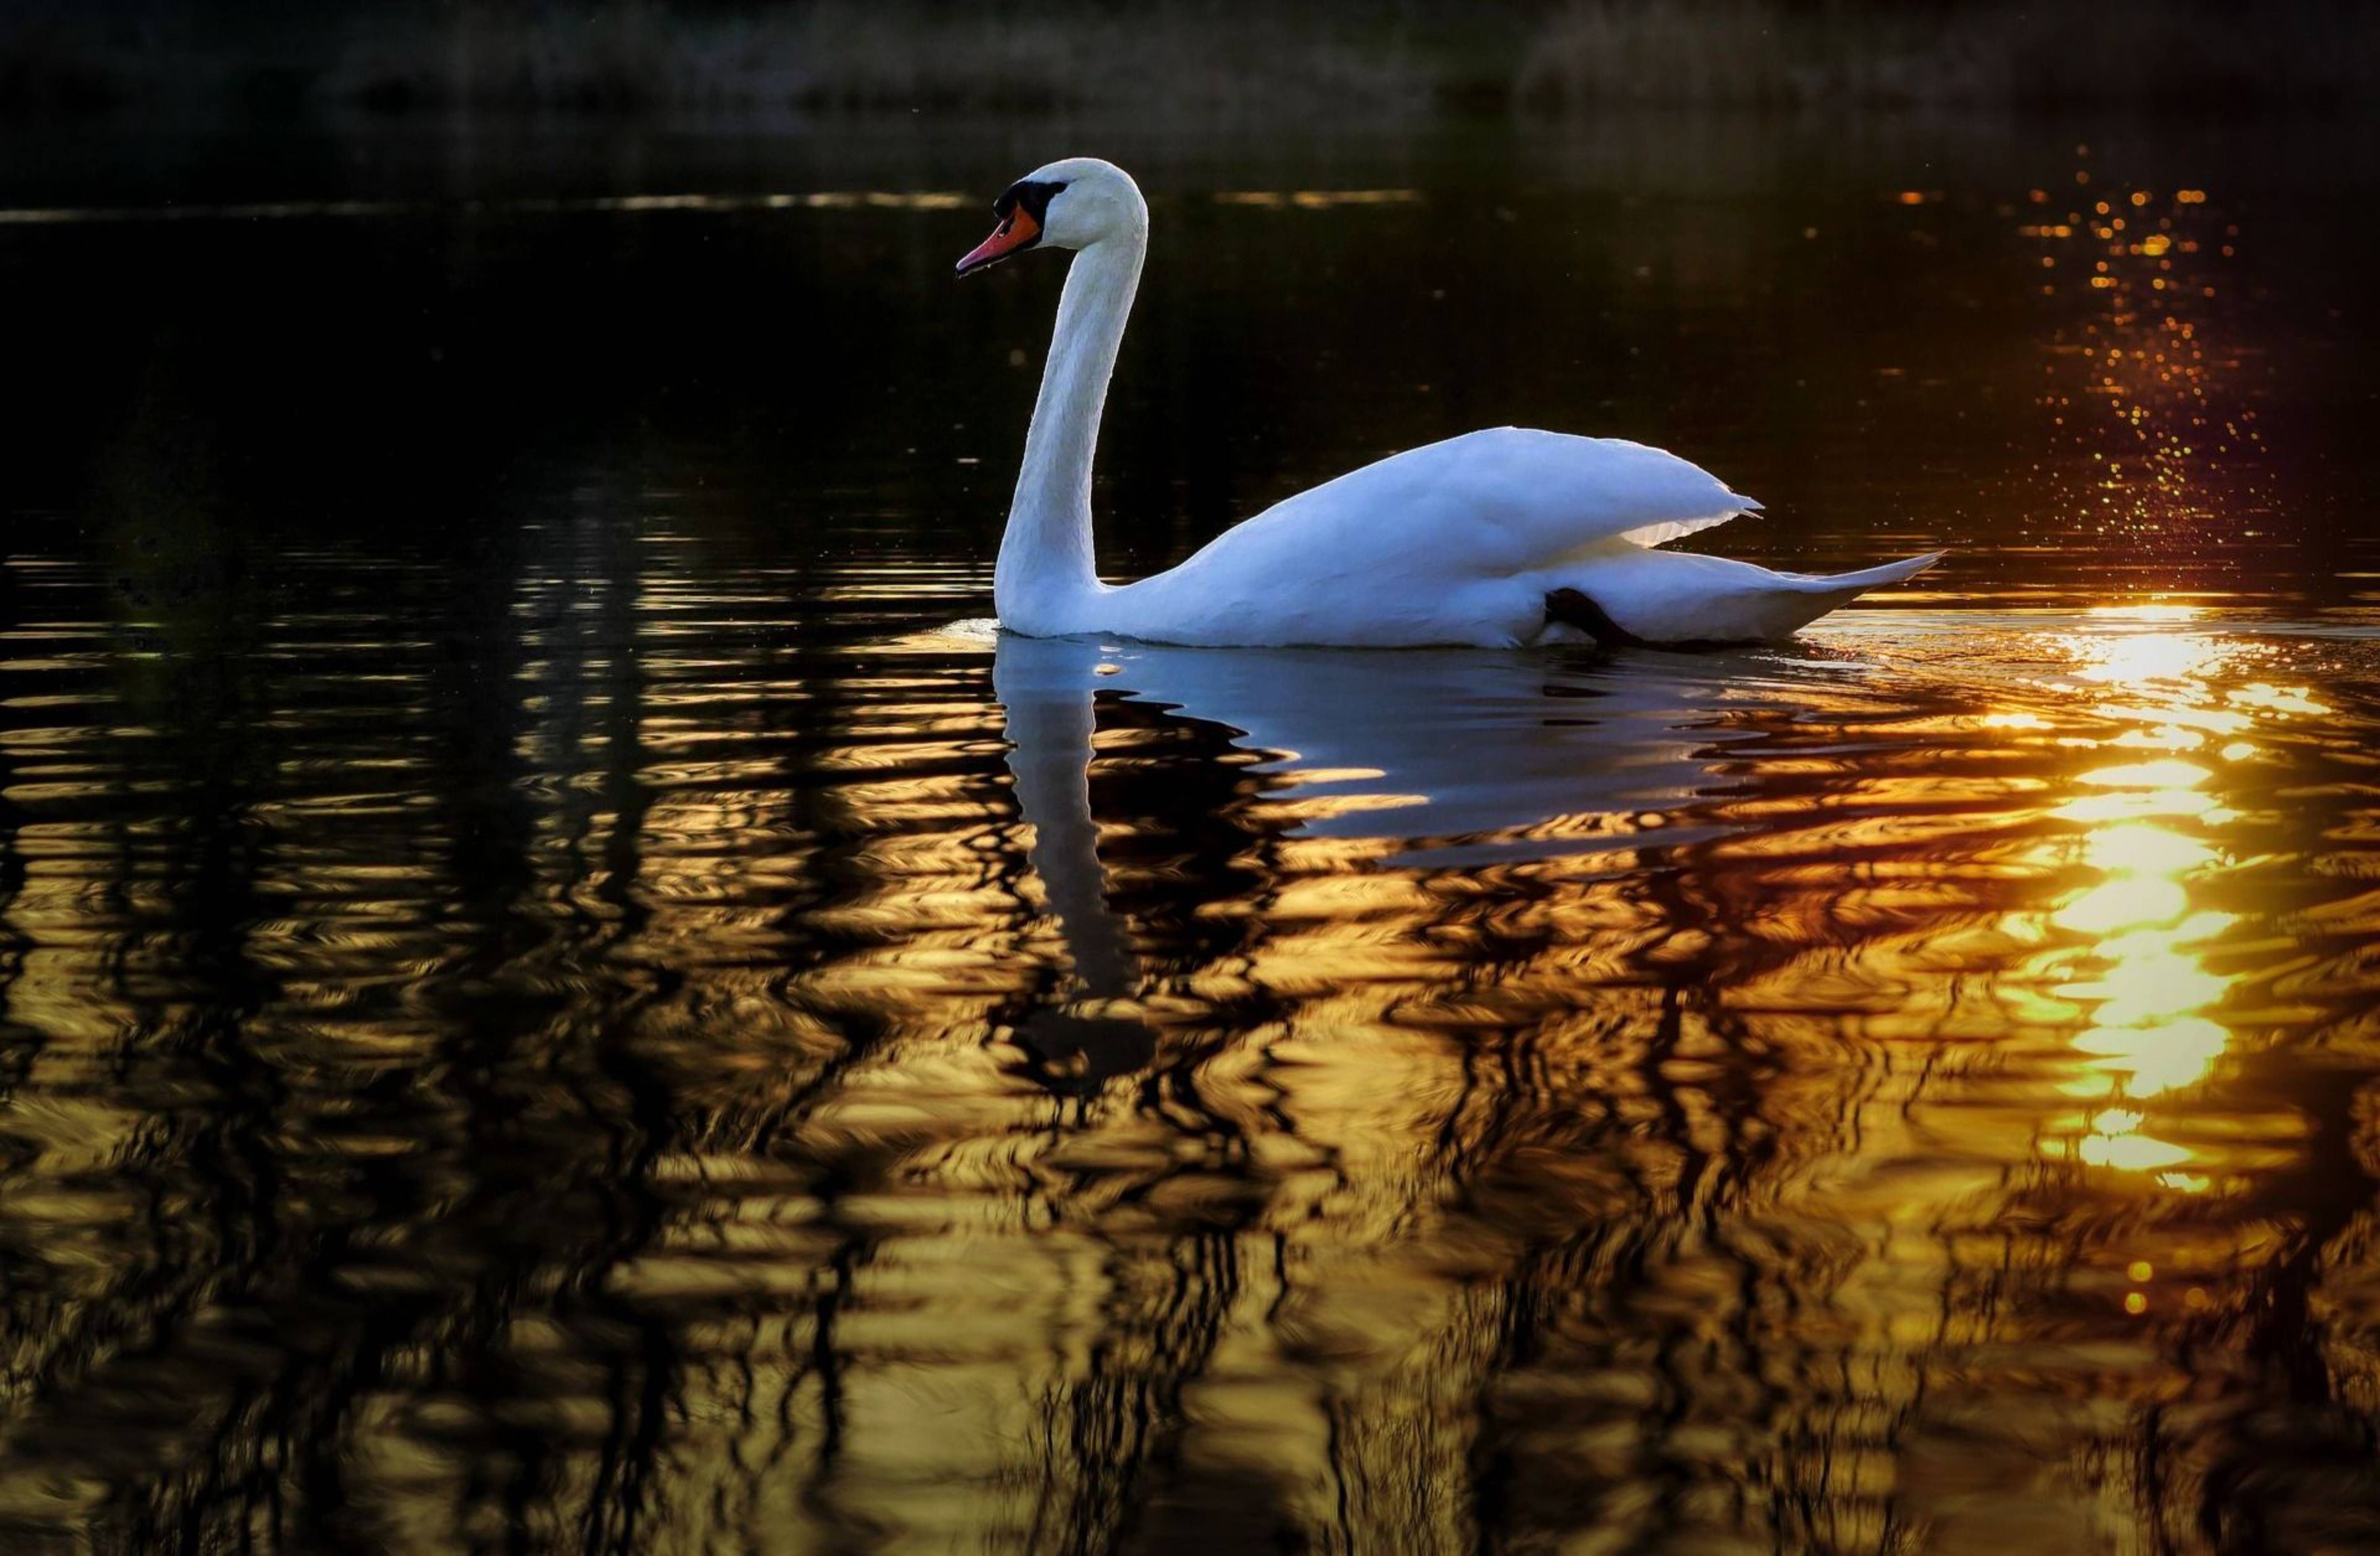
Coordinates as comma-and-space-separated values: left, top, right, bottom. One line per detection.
958, 157, 1943, 649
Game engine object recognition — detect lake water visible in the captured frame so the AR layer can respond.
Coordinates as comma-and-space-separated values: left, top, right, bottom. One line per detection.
5, 110, 2380, 1552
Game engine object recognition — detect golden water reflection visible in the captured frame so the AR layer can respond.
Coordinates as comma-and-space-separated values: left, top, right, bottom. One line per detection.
2012, 609, 2334, 1195
4, 530, 2380, 1552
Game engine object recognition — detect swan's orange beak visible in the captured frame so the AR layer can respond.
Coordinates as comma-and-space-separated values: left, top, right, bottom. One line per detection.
956, 207, 1040, 276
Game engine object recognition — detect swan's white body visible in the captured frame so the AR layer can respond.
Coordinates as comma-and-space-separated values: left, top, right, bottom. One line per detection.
967, 158, 1942, 649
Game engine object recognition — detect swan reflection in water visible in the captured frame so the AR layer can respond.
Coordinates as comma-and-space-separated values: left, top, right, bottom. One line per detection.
989, 627, 1760, 1083
993, 624, 1754, 859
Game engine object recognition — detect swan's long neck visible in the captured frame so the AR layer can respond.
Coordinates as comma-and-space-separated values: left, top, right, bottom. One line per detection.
996, 225, 1144, 631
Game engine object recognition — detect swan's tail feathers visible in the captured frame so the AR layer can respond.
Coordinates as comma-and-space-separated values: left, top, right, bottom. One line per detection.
1800, 548, 1946, 593
1745, 549, 1943, 640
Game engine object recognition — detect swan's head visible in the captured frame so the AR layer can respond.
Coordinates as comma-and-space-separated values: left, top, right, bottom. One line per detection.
955, 158, 1145, 277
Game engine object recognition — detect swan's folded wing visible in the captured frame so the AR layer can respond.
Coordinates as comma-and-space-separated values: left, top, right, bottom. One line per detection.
1218, 426, 1759, 582
1455, 427, 1759, 563
1614, 508, 1760, 550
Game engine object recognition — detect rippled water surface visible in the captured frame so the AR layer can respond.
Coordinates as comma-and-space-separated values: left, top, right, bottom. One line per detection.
6, 111, 2380, 1552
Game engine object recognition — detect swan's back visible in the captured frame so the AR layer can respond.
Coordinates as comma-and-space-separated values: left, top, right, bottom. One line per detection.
1109, 427, 1760, 645
1216, 427, 1753, 575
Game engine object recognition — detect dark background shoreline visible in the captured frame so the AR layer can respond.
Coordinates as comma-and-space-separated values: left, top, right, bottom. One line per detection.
11, 0, 2380, 124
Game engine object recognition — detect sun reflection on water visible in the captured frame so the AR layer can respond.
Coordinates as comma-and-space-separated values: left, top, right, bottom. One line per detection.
2014, 609, 2332, 1193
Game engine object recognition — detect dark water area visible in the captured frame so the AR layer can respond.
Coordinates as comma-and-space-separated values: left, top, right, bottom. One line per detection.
5, 108, 2380, 1551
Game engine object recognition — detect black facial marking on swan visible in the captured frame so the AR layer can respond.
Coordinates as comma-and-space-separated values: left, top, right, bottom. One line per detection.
993, 179, 1067, 226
